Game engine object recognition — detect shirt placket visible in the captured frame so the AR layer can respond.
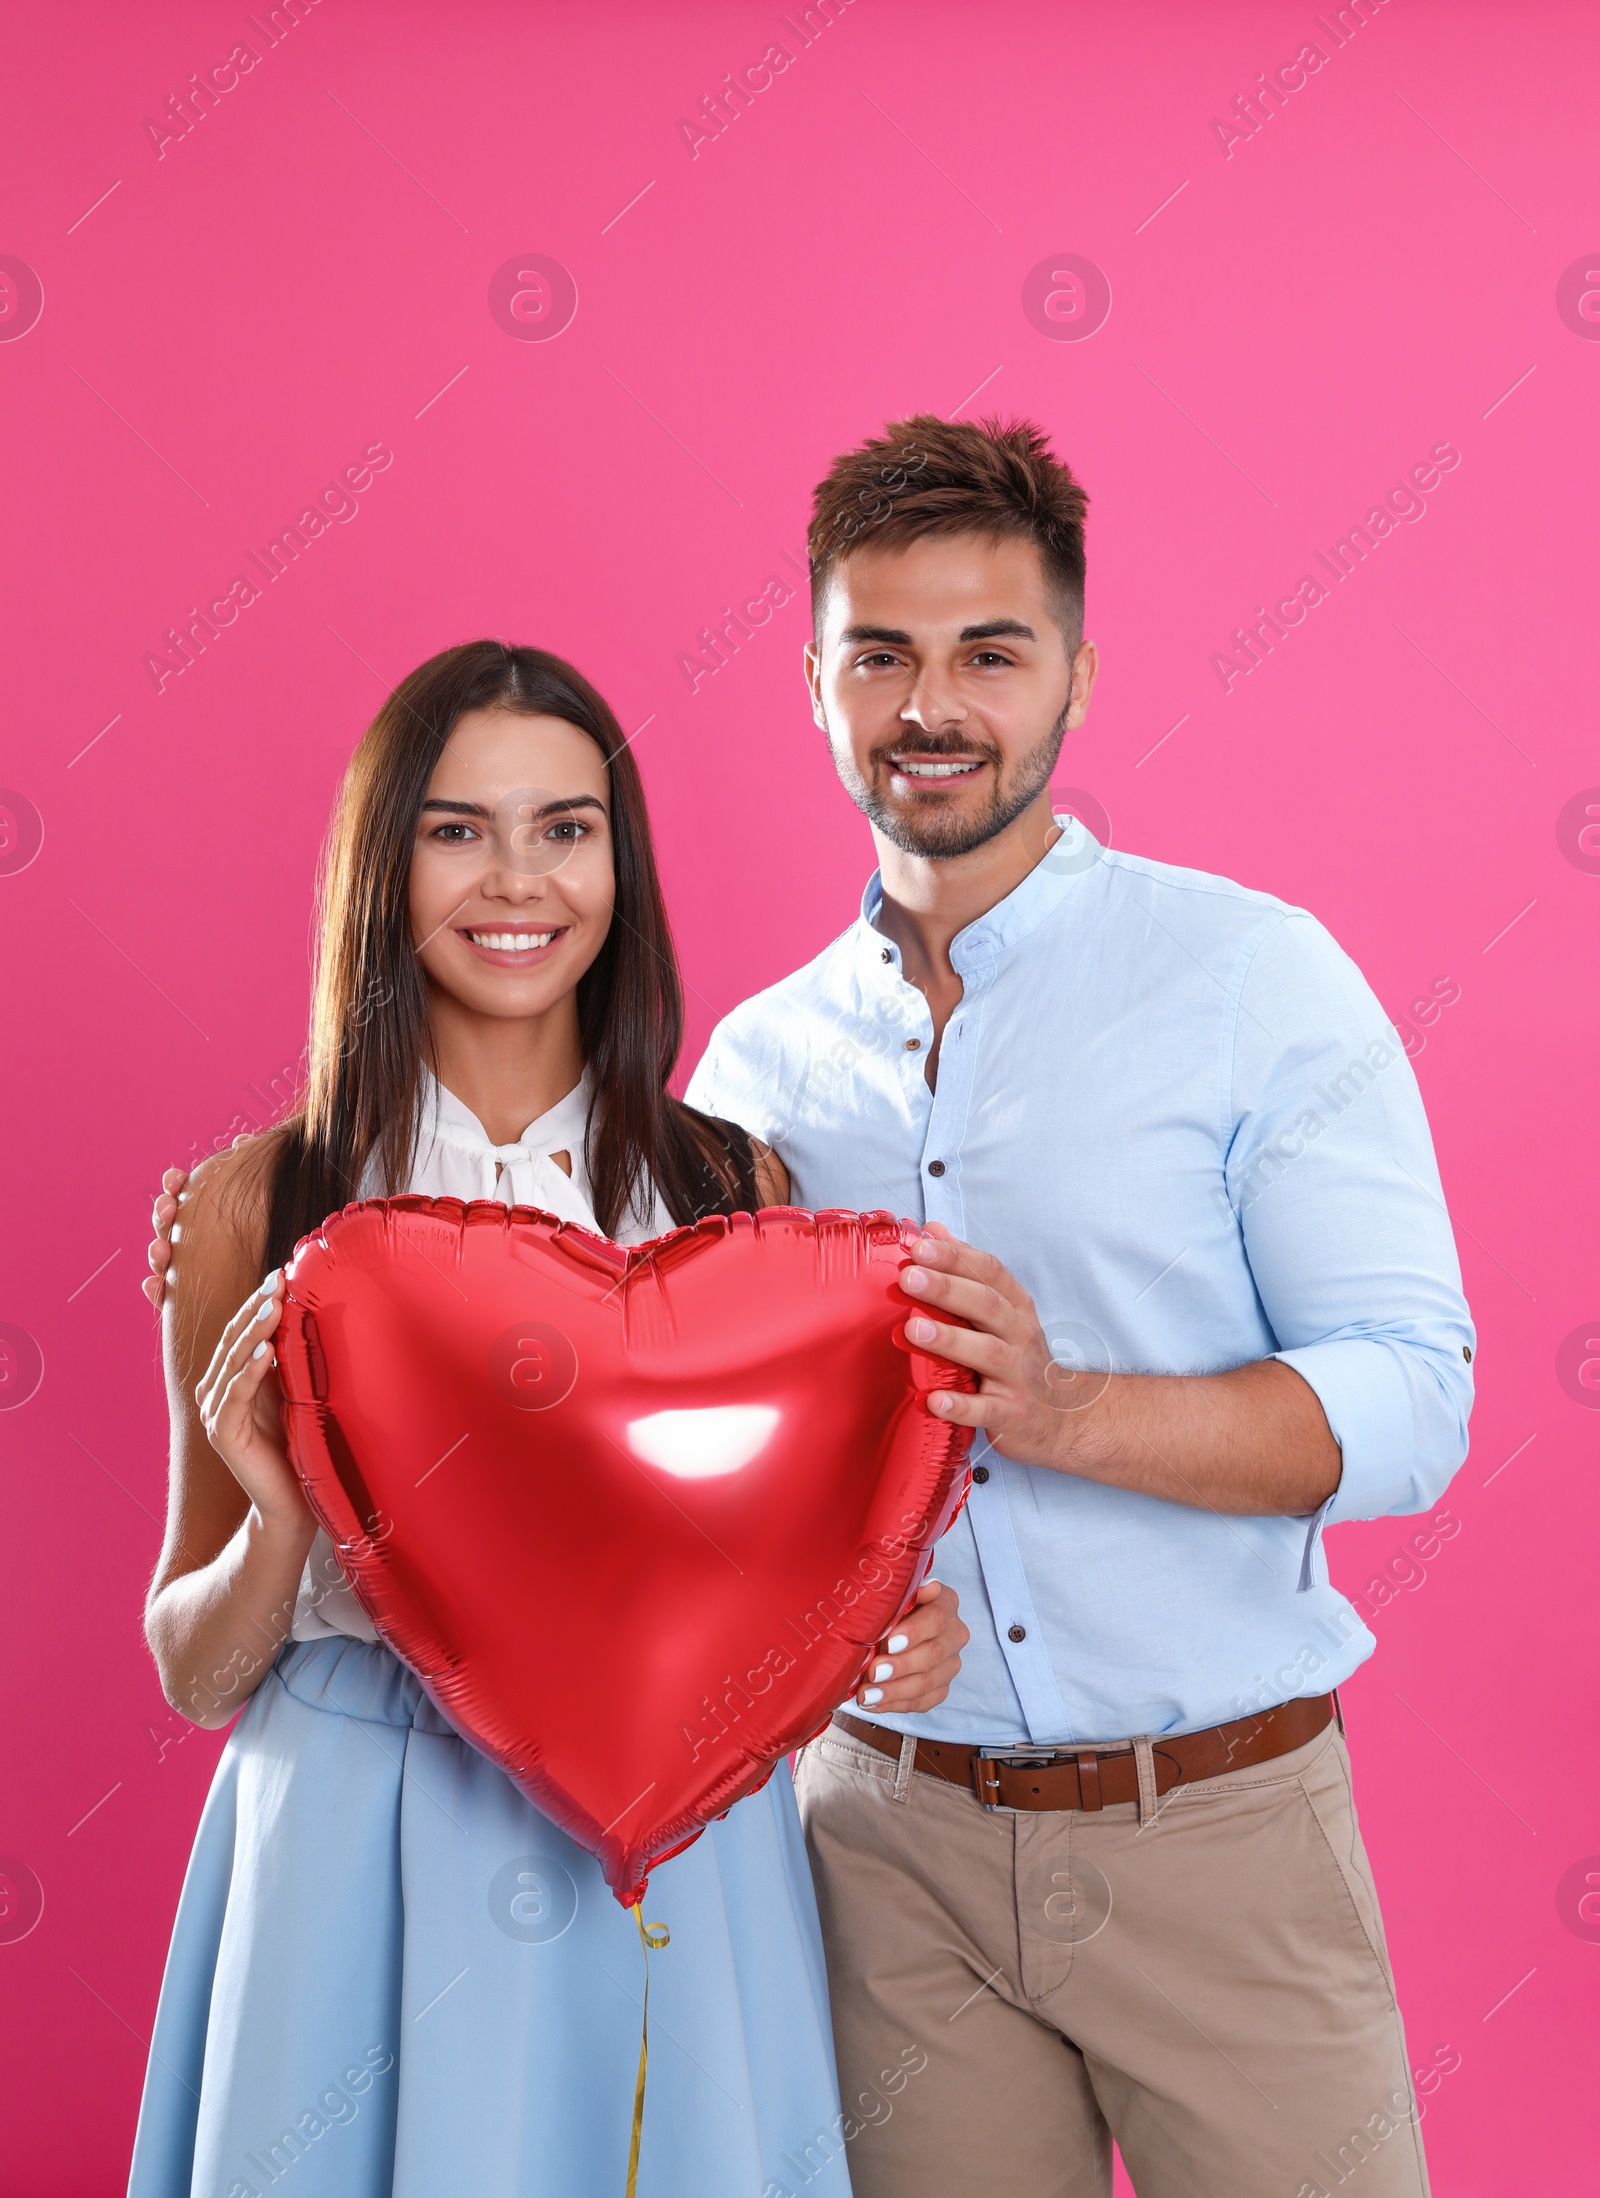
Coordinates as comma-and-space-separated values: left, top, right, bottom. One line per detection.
918, 941, 1071, 1746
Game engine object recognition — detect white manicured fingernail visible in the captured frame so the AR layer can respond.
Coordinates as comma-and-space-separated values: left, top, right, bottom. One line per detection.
170, 1223, 182, 1242
177, 1191, 189, 1203
861, 1686, 884, 1706
872, 1661, 894, 1682
255, 1298, 275, 1322
260, 1269, 281, 1294
252, 1341, 268, 1360
886, 1634, 909, 1654
908, 1317, 938, 1344
164, 1270, 176, 1290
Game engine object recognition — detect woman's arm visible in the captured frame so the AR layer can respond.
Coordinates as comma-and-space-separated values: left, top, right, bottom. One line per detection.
145, 1136, 972, 1722
144, 1137, 318, 1728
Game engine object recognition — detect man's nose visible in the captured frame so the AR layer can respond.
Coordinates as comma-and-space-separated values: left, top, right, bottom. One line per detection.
900, 669, 967, 730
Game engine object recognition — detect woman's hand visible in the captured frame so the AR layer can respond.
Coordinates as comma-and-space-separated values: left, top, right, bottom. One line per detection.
143, 1165, 190, 1306
855, 1578, 968, 1715
194, 1269, 309, 1530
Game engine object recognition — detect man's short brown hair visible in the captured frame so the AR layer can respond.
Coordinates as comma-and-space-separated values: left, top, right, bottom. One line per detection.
807, 414, 1089, 642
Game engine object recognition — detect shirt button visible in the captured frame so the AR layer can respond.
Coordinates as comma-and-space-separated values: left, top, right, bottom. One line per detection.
880, 947, 892, 963
905, 1038, 922, 1052
971, 1465, 990, 1484
1463, 1345, 1472, 1362
1007, 1624, 1027, 1643
927, 1159, 945, 1177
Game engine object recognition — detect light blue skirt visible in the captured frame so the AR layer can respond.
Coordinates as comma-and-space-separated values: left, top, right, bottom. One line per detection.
128, 1637, 851, 2197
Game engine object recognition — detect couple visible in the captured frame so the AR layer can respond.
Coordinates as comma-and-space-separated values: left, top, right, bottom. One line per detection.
134, 415, 1472, 2198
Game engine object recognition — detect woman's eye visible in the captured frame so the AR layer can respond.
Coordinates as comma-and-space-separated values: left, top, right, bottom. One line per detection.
547, 819, 588, 843
431, 822, 476, 843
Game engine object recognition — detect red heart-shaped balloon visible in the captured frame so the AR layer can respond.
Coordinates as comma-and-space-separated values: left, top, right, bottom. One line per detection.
275, 1199, 973, 1904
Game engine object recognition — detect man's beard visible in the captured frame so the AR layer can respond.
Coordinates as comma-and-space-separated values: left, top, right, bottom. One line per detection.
830, 699, 1070, 860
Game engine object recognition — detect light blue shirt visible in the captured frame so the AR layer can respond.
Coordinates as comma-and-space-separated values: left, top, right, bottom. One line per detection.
686, 824, 1474, 1744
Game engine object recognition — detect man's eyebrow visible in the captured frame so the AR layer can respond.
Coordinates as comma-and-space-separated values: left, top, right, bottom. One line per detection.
836, 619, 1038, 647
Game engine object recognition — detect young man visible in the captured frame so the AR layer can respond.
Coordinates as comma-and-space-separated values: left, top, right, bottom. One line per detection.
685, 416, 1473, 2198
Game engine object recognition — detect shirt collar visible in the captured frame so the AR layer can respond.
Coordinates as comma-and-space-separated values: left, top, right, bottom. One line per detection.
421, 1066, 592, 1165
855, 813, 1099, 980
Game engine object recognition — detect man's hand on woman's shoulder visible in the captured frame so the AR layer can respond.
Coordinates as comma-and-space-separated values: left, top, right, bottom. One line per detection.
143, 1166, 190, 1305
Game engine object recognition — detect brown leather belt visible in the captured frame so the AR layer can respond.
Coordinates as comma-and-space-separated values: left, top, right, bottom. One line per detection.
832, 1694, 1335, 1812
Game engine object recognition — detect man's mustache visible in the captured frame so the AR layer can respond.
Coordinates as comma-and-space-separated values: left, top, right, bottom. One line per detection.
870, 732, 1000, 768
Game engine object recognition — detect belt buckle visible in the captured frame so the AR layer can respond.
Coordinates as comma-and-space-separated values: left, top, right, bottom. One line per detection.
973, 1742, 1071, 1811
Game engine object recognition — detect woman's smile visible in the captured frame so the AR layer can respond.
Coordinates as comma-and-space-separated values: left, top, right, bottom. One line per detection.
456, 921, 570, 968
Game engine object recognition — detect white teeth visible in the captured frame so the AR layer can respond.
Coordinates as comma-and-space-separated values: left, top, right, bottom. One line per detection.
896, 759, 981, 778
466, 930, 556, 951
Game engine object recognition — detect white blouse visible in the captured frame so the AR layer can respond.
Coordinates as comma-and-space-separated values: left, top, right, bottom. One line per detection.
289, 1070, 674, 1642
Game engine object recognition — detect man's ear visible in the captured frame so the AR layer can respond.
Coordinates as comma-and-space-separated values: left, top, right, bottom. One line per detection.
1065, 639, 1099, 728
803, 639, 827, 730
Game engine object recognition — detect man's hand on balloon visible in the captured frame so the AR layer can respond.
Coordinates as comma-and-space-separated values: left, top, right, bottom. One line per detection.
855, 1578, 967, 1714
899, 1222, 1108, 1474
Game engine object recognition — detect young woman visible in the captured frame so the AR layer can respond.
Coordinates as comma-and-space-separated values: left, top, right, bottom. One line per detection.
134, 640, 966, 2198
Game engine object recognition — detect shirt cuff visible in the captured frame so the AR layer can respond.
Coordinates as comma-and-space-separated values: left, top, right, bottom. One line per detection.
1273, 1336, 1417, 1528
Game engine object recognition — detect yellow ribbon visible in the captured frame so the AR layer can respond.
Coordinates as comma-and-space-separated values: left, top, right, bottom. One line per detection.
625, 1899, 671, 2198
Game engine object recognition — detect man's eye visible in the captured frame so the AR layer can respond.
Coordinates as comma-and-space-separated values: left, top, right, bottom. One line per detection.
970, 650, 1010, 667
859, 652, 901, 668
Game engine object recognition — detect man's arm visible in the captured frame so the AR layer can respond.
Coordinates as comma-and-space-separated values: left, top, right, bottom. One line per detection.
902, 910, 1473, 1525
900, 1228, 1341, 1515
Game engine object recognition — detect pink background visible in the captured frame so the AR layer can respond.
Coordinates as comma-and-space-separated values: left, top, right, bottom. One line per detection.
1, 1, 1595, 2188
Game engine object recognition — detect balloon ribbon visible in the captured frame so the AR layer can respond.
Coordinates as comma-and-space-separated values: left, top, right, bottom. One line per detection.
625, 1900, 671, 2198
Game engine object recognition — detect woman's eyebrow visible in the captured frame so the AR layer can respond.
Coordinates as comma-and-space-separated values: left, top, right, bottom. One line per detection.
418, 795, 608, 821
514, 794, 609, 822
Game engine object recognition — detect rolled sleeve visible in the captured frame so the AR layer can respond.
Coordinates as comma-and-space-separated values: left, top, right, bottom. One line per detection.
1275, 1334, 1466, 1521
1229, 915, 1475, 1533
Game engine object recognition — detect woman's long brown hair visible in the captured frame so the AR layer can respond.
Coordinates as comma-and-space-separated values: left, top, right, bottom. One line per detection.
260, 640, 753, 1272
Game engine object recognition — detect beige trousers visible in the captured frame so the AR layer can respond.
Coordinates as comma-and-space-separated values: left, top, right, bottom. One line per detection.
793, 1718, 1429, 2198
